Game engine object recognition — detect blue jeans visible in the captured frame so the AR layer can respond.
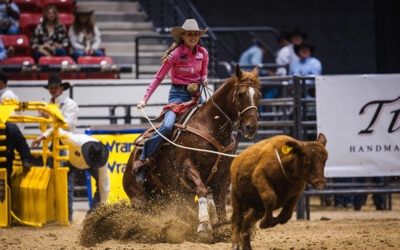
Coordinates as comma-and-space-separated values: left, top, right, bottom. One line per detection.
0, 25, 20, 34
140, 84, 196, 160
35, 47, 67, 62
72, 49, 105, 62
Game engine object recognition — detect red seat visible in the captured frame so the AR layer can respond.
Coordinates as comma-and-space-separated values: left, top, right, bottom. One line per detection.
38, 56, 76, 79
41, 0, 75, 13
13, 0, 40, 13
0, 56, 37, 80
77, 56, 113, 65
58, 13, 74, 30
19, 13, 42, 39
77, 56, 118, 79
0, 35, 31, 56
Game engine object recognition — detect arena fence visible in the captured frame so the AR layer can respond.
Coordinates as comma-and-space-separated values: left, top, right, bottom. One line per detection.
0, 63, 132, 80
0, 100, 69, 227
8, 76, 399, 221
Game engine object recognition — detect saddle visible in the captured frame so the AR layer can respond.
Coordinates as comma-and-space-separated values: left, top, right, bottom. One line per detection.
133, 103, 199, 148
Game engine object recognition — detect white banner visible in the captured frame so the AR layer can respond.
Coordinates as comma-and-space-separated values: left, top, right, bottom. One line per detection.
316, 74, 400, 177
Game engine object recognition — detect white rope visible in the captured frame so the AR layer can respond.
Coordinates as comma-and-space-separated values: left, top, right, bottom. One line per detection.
275, 147, 289, 180
138, 107, 238, 158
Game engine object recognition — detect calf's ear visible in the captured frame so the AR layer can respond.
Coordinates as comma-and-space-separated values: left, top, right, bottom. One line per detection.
317, 133, 327, 146
285, 141, 301, 154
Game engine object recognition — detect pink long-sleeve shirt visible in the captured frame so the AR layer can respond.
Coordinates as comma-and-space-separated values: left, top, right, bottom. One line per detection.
143, 44, 209, 101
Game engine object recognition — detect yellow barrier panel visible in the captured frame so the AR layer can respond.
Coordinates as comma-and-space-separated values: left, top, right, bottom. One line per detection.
0, 169, 10, 227
54, 167, 69, 225
1, 100, 70, 227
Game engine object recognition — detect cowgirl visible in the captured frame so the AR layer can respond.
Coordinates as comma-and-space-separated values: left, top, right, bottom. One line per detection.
134, 19, 209, 183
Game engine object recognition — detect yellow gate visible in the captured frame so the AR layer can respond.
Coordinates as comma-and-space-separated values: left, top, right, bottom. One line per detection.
0, 99, 70, 227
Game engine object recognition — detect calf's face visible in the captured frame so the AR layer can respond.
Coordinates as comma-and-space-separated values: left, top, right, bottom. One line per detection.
287, 134, 328, 189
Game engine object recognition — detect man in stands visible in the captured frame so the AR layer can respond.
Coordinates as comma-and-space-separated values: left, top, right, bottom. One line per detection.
275, 28, 307, 76
0, 69, 17, 101
0, 0, 20, 35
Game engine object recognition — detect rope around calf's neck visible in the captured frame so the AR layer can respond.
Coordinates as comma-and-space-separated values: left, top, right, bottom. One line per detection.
138, 107, 238, 158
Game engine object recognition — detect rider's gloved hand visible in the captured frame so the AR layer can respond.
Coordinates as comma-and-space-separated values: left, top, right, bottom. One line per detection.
201, 77, 208, 87
137, 99, 147, 109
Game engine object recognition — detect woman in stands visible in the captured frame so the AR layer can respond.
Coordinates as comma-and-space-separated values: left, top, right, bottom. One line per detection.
133, 19, 209, 184
68, 6, 103, 62
30, 5, 69, 62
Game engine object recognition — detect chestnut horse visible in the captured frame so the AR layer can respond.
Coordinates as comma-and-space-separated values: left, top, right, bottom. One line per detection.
123, 65, 261, 238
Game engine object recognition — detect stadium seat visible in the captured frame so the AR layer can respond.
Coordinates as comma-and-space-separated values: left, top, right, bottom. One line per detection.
0, 57, 37, 80
0, 35, 31, 56
58, 13, 75, 30
13, 0, 40, 13
41, 0, 75, 13
38, 56, 76, 80
77, 56, 118, 79
19, 13, 42, 39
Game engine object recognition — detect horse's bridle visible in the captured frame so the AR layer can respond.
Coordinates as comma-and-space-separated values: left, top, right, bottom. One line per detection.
204, 79, 260, 131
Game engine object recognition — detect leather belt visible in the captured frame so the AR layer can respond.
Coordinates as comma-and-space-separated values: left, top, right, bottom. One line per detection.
172, 83, 187, 90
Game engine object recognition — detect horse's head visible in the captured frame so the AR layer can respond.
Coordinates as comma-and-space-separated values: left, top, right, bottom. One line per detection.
233, 64, 261, 139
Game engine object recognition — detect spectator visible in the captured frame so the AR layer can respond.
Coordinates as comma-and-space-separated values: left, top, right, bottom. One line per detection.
0, 37, 14, 61
61, 131, 110, 217
239, 38, 278, 98
0, 68, 17, 101
354, 177, 386, 211
278, 31, 291, 47
0, 122, 31, 184
290, 40, 322, 76
33, 129, 110, 220
0, 0, 20, 35
0, 69, 23, 130
30, 75, 78, 141
333, 177, 354, 209
69, 6, 104, 62
289, 40, 322, 98
276, 29, 307, 76
30, 75, 79, 222
238, 38, 268, 69
30, 5, 69, 62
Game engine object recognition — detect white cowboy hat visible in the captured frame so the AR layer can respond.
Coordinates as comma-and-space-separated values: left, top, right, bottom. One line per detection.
170, 19, 208, 42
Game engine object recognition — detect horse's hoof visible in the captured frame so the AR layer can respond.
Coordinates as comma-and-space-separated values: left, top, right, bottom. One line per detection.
232, 243, 240, 250
197, 222, 213, 242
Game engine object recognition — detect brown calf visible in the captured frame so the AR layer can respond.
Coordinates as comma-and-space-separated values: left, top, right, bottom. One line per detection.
230, 134, 328, 250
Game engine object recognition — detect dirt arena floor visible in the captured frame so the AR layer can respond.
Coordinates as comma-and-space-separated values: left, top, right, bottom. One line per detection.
1, 194, 400, 250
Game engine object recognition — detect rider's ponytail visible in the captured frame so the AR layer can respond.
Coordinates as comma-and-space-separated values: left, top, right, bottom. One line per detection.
161, 41, 181, 63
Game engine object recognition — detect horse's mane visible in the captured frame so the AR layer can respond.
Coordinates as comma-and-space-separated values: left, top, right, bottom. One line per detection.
210, 71, 261, 101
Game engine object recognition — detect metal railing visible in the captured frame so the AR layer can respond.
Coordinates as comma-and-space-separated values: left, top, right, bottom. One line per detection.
0, 63, 132, 79
9, 76, 399, 219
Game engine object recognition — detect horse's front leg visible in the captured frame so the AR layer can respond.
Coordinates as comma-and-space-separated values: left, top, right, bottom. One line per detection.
210, 166, 231, 226
123, 149, 146, 207
184, 158, 213, 240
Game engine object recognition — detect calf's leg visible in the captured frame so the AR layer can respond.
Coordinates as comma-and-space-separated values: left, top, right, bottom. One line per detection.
277, 195, 301, 224
251, 167, 278, 228
240, 208, 262, 250
231, 191, 244, 250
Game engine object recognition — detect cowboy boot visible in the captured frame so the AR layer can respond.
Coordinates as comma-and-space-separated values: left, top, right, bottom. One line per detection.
132, 159, 150, 184
136, 165, 149, 184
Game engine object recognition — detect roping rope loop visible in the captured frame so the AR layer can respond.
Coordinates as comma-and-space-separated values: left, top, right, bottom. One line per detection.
138, 107, 238, 158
